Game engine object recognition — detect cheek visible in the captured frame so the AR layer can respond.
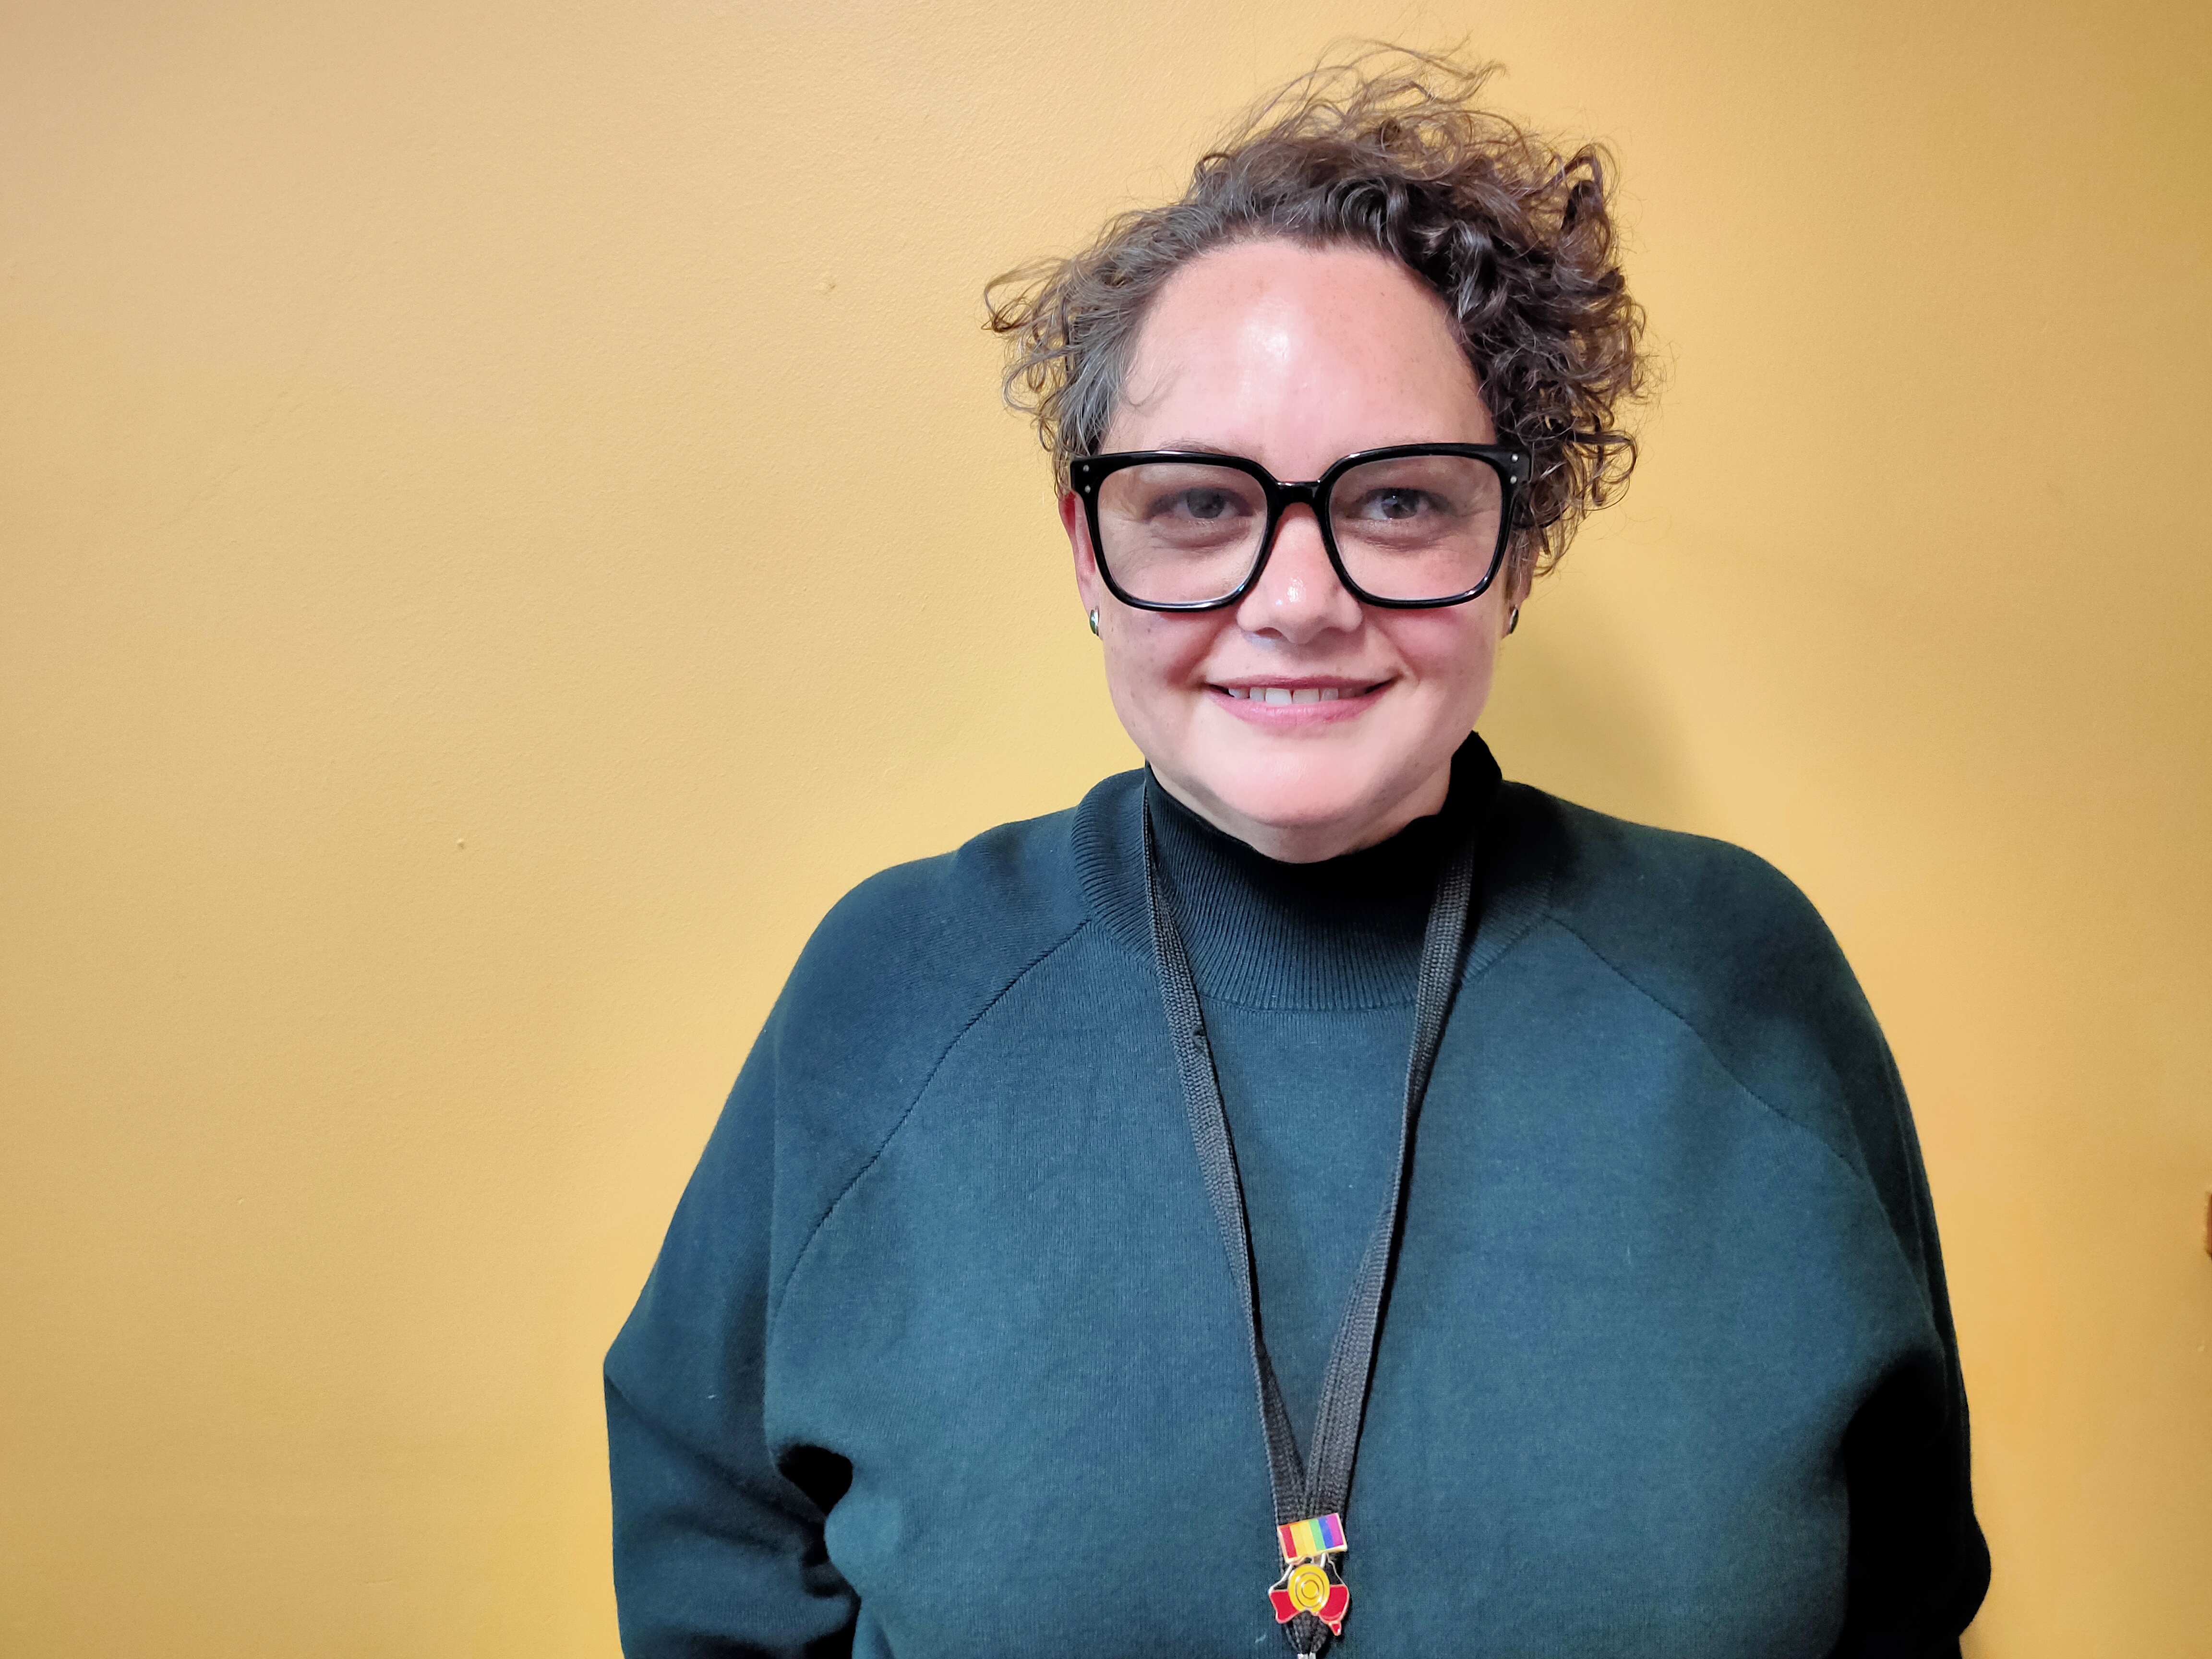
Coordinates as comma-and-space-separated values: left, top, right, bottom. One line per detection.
1103, 613, 1229, 705
1378, 610, 1496, 692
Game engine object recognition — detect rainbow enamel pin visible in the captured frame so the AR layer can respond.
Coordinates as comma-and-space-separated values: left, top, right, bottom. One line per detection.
1268, 1513, 1350, 1636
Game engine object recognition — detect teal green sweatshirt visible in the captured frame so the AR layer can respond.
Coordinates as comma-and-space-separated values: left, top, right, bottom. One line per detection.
605, 737, 1987, 1656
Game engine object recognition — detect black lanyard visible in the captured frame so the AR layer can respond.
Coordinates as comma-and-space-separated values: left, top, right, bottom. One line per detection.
1141, 780, 1480, 1656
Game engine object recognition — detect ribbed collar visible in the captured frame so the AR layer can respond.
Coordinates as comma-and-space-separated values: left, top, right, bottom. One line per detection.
1076, 735, 1504, 1011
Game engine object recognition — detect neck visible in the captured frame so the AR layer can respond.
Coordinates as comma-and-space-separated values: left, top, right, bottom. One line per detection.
1149, 762, 1454, 864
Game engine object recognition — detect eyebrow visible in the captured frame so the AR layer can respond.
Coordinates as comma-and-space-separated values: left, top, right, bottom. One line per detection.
1148, 438, 1245, 457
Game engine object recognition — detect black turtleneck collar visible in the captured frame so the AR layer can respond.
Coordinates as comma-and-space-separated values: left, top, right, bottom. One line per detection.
1131, 734, 1503, 1011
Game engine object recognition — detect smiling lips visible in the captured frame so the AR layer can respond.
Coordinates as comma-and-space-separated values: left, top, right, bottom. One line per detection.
1212, 679, 1385, 716
1225, 685, 1350, 703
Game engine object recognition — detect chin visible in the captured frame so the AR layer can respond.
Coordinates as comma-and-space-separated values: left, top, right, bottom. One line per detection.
1199, 747, 1412, 837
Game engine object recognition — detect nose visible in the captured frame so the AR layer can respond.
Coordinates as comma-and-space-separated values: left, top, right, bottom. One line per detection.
1235, 504, 1363, 642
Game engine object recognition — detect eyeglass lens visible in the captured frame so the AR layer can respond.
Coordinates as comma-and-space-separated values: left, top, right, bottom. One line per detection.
1094, 454, 1505, 605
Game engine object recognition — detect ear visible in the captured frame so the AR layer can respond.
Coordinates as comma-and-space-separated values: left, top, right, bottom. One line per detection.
1061, 488, 1104, 612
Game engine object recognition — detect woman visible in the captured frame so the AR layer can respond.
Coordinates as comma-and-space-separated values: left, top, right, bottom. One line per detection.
606, 53, 1988, 1657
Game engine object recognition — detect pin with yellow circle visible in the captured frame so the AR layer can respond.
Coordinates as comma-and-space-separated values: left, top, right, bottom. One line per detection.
1267, 1513, 1350, 1637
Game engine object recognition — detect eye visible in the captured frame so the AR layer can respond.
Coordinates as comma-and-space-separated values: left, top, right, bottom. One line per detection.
1152, 486, 1250, 522
1100, 463, 1264, 545
1357, 488, 1434, 521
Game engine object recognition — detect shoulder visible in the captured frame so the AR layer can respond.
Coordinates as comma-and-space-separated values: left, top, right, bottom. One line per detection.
1537, 790, 1849, 1006
773, 786, 1112, 1064
1502, 787, 1921, 1226
744, 780, 1137, 1308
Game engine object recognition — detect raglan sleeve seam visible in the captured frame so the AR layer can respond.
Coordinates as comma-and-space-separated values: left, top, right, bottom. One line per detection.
766, 915, 1094, 1334
1541, 909, 1931, 1304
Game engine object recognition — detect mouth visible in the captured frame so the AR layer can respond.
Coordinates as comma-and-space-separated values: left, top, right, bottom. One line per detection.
1209, 676, 1388, 718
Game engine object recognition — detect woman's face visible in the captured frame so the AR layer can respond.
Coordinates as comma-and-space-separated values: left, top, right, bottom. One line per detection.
1063, 240, 1516, 863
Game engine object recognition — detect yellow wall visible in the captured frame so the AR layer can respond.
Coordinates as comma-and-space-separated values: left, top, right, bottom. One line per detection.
3, 1, 2206, 1652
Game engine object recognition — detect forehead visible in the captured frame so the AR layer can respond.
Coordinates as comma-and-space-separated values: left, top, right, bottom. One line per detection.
1111, 239, 1491, 455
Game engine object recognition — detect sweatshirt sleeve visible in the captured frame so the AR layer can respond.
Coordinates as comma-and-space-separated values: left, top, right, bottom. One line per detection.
1539, 795, 1991, 1651
1829, 1041, 1992, 1656
604, 1025, 859, 1658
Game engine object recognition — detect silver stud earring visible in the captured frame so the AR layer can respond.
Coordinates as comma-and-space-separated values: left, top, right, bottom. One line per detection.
1087, 608, 1100, 637
1506, 605, 1520, 635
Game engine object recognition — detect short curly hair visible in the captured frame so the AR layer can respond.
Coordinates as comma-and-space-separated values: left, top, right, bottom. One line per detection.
985, 48, 1650, 589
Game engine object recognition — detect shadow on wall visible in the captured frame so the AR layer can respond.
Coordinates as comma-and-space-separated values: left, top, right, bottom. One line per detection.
1479, 588, 1695, 833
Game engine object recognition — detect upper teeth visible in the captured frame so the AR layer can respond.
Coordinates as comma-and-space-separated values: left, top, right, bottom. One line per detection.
1227, 685, 1343, 703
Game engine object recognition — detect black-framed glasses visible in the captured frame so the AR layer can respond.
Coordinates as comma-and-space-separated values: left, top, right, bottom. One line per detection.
1069, 442, 1529, 612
